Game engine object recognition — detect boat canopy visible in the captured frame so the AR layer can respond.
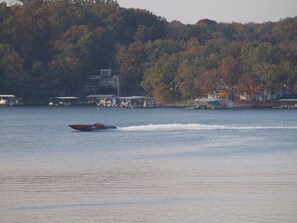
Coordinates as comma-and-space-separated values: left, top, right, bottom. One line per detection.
49, 96, 80, 106
0, 94, 16, 98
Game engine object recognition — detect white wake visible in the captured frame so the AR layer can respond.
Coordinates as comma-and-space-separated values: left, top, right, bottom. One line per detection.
118, 123, 297, 132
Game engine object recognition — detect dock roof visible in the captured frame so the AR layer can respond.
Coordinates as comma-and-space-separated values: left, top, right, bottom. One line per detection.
0, 94, 16, 98
193, 98, 220, 102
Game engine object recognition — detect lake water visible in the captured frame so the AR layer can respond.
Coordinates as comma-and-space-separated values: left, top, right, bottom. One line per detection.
0, 106, 297, 223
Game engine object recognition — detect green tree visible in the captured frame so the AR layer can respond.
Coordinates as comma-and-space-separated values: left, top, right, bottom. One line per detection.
0, 44, 24, 95
253, 63, 284, 92
175, 59, 196, 99
143, 54, 181, 103
116, 41, 145, 95
50, 25, 96, 95
281, 61, 297, 97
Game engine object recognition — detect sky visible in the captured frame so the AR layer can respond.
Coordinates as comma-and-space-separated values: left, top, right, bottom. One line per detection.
116, 0, 297, 24
2, 0, 297, 24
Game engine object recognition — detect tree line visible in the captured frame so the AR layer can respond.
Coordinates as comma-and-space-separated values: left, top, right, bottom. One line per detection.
0, 0, 296, 103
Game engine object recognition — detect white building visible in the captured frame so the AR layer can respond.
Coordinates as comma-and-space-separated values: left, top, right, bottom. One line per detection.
84, 69, 119, 92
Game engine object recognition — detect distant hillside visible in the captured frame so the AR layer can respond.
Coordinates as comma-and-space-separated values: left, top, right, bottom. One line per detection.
0, 0, 296, 103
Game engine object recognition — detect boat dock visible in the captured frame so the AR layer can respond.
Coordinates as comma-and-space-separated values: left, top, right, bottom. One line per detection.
0, 95, 23, 106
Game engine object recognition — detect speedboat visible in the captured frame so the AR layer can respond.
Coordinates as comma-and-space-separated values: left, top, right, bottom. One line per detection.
69, 123, 117, 131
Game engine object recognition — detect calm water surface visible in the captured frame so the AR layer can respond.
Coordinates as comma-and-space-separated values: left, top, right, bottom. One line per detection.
0, 106, 297, 222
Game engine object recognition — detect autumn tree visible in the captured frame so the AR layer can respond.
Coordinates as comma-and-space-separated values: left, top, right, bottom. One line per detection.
237, 72, 259, 100
218, 56, 242, 98
1, 1, 296, 103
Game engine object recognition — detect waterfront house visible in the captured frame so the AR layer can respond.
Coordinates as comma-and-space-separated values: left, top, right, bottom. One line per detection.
84, 69, 119, 94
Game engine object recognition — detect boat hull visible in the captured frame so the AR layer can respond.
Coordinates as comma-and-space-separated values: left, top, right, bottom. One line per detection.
69, 123, 117, 131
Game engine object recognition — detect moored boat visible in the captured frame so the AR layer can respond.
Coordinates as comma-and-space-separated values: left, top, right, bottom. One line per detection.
69, 123, 117, 131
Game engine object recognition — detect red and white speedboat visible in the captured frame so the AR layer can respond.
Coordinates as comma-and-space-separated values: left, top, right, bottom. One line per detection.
69, 123, 117, 131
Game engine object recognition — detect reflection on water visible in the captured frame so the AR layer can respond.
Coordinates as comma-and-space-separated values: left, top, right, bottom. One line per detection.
0, 107, 297, 222
2, 153, 297, 223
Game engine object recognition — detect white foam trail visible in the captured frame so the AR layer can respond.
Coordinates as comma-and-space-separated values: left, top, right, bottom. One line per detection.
118, 123, 297, 132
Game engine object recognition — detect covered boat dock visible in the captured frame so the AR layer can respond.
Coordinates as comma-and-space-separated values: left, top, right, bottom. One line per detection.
278, 99, 297, 109
86, 95, 120, 106
120, 96, 154, 108
48, 97, 80, 106
187, 98, 233, 109
0, 95, 23, 106
86, 95, 154, 108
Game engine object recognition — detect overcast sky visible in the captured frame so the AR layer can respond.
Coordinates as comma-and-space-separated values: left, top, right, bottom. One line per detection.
2, 0, 297, 24
117, 0, 297, 24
